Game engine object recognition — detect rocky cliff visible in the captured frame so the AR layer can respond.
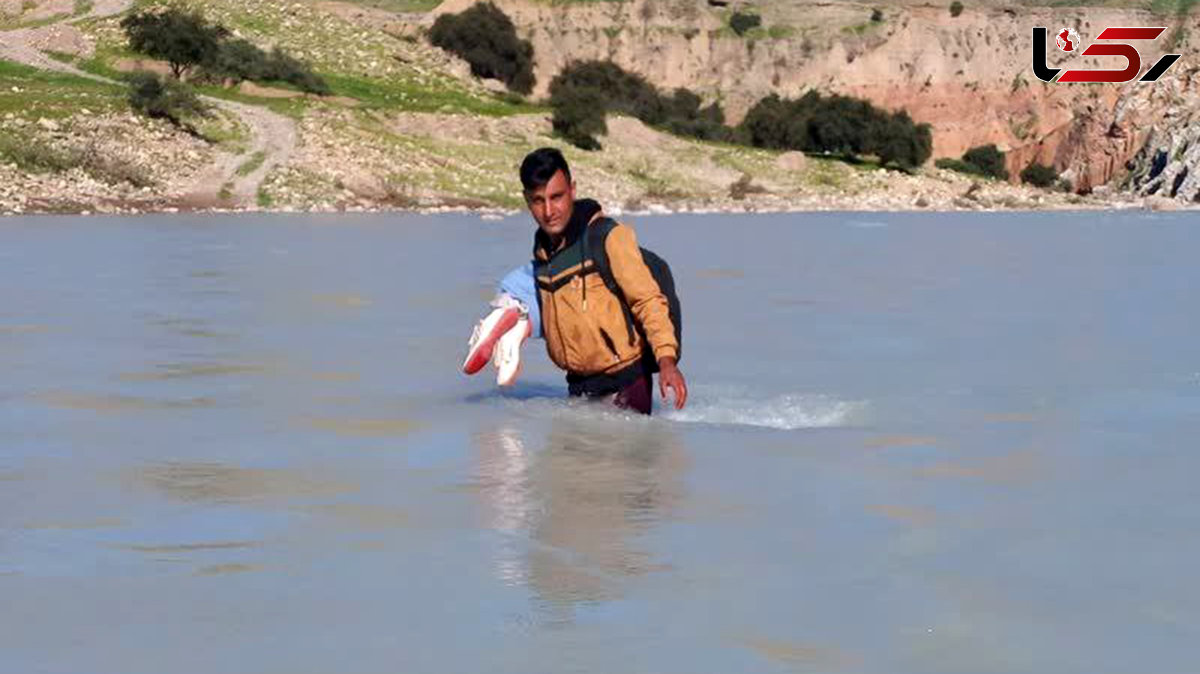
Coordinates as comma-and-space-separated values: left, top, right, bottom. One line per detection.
434, 0, 1199, 199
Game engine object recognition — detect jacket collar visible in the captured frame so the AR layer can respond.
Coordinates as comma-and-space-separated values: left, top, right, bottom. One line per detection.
534, 198, 602, 261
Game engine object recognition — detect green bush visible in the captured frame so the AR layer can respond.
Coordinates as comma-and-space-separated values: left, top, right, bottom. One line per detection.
199, 39, 328, 94
961, 144, 1008, 179
949, 1, 964, 17
0, 134, 152, 187
261, 47, 330, 95
125, 70, 208, 127
935, 157, 973, 173
0, 133, 81, 173
738, 91, 931, 170
547, 62, 933, 170
868, 110, 932, 171
870, 8, 884, 22
203, 38, 269, 82
429, 2, 534, 94
120, 7, 228, 79
729, 11, 761, 36
936, 145, 1009, 179
124, 8, 327, 94
548, 61, 726, 149
550, 84, 607, 150
1021, 162, 1059, 187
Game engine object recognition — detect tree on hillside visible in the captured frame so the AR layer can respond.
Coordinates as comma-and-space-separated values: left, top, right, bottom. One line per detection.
868, 111, 932, 171
1021, 162, 1058, 187
962, 144, 1008, 179
429, 2, 535, 94
548, 61, 725, 149
738, 90, 933, 169
120, 7, 229, 80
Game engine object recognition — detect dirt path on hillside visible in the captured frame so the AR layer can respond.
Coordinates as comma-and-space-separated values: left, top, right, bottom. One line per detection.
175, 99, 297, 209
1, 2, 298, 210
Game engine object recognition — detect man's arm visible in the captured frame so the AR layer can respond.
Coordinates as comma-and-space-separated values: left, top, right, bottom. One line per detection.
604, 224, 678, 362
497, 263, 540, 339
605, 223, 687, 409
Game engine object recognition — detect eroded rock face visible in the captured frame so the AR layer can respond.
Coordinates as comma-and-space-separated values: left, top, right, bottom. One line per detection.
430, 0, 1199, 195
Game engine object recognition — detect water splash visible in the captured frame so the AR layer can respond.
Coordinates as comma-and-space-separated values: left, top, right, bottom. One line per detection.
484, 382, 865, 430
660, 387, 866, 430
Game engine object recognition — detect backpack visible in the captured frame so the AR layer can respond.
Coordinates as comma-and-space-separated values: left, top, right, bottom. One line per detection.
586, 218, 682, 373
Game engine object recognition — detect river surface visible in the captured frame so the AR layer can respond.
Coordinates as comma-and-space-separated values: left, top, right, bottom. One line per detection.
1, 210, 1197, 673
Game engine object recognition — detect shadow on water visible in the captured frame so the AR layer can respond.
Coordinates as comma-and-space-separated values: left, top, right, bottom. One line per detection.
469, 413, 687, 624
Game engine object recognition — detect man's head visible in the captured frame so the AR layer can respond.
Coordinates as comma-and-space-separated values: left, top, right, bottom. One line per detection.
520, 147, 575, 239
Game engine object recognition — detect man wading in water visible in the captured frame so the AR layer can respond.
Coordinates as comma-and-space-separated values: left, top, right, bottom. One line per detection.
523, 148, 687, 415
461, 148, 687, 415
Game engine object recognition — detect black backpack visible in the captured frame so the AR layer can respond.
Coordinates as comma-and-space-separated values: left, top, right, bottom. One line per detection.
587, 218, 682, 372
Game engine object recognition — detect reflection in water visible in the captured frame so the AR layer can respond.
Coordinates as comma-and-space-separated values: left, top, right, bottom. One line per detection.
471, 416, 687, 620
0, 324, 48, 335
133, 461, 355, 505
311, 294, 372, 309
195, 563, 259, 576
150, 317, 236, 340
122, 541, 258, 553
302, 416, 420, 438
35, 391, 218, 412
300, 503, 410, 530
867, 504, 938, 527
739, 635, 858, 669
865, 435, 939, 450
915, 449, 1042, 485
22, 518, 126, 531
117, 362, 270, 382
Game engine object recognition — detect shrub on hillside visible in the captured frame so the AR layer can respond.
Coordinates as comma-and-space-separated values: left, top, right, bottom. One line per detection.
660, 88, 729, 141
549, 61, 726, 148
962, 144, 1009, 179
125, 70, 208, 128
949, 1, 964, 17
204, 38, 269, 82
935, 157, 972, 173
260, 47, 330, 95
1021, 162, 1059, 187
867, 110, 932, 171
123, 7, 328, 94
937, 144, 1008, 179
738, 91, 931, 170
429, 1, 534, 94
551, 85, 607, 151
120, 7, 228, 80
730, 11, 762, 36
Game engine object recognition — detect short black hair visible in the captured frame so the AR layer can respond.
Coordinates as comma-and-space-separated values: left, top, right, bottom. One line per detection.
520, 147, 571, 192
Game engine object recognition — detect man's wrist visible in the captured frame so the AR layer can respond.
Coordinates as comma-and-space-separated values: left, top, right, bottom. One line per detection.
658, 356, 677, 370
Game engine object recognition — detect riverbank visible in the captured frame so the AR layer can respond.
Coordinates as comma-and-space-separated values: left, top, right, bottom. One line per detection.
3, 105, 1182, 217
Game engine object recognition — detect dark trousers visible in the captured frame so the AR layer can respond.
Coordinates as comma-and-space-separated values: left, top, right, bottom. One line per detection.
567, 360, 654, 416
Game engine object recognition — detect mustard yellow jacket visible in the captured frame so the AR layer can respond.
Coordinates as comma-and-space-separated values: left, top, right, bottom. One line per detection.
534, 201, 678, 377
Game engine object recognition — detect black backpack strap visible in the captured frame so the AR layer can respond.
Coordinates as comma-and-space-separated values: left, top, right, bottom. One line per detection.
531, 257, 545, 321
586, 217, 637, 347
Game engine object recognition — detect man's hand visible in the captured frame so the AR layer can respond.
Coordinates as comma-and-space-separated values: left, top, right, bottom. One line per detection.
658, 357, 688, 410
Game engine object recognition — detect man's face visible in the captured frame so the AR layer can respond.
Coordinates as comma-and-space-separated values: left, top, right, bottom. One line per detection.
525, 169, 575, 239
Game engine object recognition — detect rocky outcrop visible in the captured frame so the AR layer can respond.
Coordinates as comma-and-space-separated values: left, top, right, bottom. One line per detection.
1123, 65, 1200, 203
